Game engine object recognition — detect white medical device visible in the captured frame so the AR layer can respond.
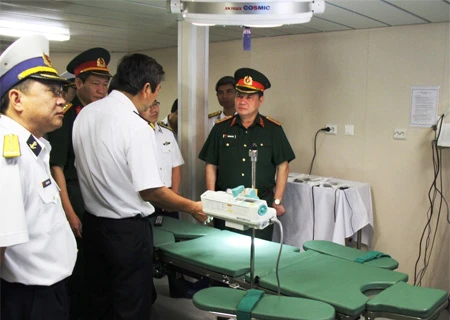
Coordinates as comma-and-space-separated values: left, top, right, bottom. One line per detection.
201, 187, 276, 230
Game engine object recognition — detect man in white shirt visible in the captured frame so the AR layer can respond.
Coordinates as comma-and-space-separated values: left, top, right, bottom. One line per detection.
73, 53, 207, 320
160, 98, 178, 138
140, 99, 184, 218
0, 35, 77, 320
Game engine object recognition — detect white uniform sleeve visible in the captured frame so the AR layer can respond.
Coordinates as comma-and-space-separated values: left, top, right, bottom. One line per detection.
169, 132, 184, 168
128, 125, 164, 192
0, 159, 29, 247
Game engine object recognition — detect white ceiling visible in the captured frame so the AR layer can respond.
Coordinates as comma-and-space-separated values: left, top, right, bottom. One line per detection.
0, 0, 449, 53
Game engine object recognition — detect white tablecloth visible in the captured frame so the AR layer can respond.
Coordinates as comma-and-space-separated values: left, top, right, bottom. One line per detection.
272, 173, 374, 250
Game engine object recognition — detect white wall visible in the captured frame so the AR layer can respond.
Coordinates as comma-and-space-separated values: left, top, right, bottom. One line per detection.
206, 22, 450, 290
48, 22, 450, 291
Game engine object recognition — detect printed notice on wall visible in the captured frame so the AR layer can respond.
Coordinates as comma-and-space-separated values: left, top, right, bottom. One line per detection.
410, 86, 439, 127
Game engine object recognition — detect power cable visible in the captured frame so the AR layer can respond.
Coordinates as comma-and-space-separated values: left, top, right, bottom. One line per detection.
308, 127, 331, 175
413, 114, 450, 286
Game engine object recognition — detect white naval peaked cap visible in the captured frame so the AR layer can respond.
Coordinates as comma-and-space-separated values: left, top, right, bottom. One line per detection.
0, 34, 67, 98
60, 71, 75, 81
60, 71, 76, 87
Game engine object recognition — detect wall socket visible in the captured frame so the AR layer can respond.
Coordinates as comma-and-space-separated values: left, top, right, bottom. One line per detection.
393, 128, 407, 140
326, 124, 337, 135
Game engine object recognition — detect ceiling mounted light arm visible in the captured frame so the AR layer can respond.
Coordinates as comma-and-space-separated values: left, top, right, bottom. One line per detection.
168, 0, 325, 27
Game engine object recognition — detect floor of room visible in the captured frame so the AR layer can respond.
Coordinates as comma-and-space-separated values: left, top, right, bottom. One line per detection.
151, 276, 217, 320
151, 276, 449, 320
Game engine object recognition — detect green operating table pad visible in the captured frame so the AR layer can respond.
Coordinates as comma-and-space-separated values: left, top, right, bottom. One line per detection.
159, 230, 302, 278
366, 281, 448, 319
303, 240, 399, 270
150, 216, 220, 240
193, 287, 336, 320
257, 250, 409, 317
152, 227, 175, 249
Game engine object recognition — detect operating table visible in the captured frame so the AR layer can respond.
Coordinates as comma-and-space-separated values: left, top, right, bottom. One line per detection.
152, 217, 448, 320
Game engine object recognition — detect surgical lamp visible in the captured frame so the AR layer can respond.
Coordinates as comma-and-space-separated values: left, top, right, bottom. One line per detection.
168, 0, 325, 27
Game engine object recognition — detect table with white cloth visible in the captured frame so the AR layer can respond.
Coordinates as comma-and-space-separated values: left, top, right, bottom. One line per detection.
272, 173, 374, 250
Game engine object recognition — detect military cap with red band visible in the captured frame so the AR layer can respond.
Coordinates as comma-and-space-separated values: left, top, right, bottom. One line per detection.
234, 67, 271, 93
67, 47, 112, 78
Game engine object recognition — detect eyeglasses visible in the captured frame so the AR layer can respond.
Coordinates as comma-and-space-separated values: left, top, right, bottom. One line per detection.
47, 85, 64, 98
150, 101, 160, 109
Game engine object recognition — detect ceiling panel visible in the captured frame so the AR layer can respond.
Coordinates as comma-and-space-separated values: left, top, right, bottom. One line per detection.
386, 0, 450, 23
0, 0, 448, 53
325, 0, 430, 26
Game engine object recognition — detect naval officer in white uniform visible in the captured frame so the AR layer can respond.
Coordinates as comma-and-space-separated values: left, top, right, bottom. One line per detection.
0, 35, 77, 320
140, 99, 184, 209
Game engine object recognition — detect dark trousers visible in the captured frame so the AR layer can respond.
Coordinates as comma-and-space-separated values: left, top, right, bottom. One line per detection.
83, 212, 153, 320
67, 182, 87, 320
1, 278, 69, 320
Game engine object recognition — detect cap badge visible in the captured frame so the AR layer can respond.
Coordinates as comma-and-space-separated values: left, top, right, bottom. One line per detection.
244, 76, 253, 86
97, 58, 106, 68
42, 53, 53, 67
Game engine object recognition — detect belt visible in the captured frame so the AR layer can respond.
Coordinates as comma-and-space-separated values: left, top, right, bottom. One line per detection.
85, 211, 149, 221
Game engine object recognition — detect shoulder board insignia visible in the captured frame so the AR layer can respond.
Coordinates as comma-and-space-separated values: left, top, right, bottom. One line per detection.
157, 121, 173, 132
215, 115, 233, 124
208, 110, 222, 119
265, 116, 282, 126
62, 102, 73, 114
26, 134, 42, 157
3, 134, 21, 158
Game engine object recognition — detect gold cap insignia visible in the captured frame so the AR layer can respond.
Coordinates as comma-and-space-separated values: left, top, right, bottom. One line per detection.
42, 53, 53, 67
97, 58, 106, 68
243, 76, 253, 86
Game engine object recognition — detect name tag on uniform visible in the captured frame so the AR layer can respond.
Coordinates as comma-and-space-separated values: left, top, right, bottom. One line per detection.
42, 179, 52, 188
222, 134, 236, 139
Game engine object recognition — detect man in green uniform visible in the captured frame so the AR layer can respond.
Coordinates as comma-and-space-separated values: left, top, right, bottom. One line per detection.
46, 47, 111, 320
199, 68, 295, 240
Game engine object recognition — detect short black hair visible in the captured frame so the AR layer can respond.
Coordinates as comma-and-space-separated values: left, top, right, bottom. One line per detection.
108, 75, 117, 94
215, 76, 236, 92
0, 79, 32, 114
77, 72, 90, 83
171, 98, 178, 113
111, 53, 165, 95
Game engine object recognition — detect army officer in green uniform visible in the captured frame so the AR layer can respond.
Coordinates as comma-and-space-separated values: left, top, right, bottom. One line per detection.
199, 68, 295, 241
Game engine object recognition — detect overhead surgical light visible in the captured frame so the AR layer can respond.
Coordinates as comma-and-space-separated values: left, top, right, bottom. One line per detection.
169, 0, 325, 27
0, 20, 70, 41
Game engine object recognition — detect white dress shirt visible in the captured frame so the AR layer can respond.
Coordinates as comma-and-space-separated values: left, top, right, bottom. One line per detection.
154, 122, 184, 187
72, 90, 164, 219
0, 115, 77, 285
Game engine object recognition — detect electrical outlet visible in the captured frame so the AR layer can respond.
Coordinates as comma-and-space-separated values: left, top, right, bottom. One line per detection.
393, 128, 407, 140
326, 124, 337, 135
344, 125, 354, 136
